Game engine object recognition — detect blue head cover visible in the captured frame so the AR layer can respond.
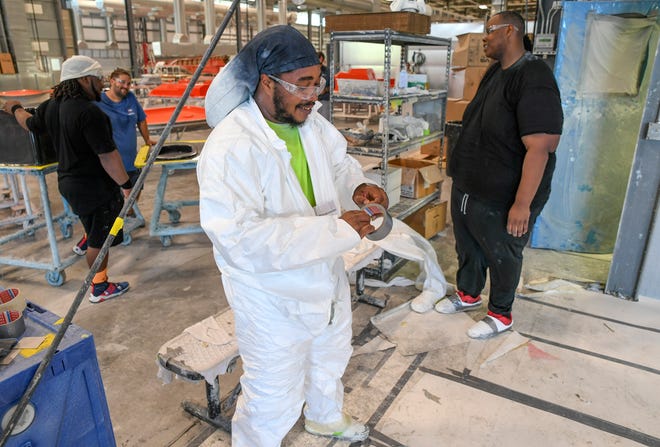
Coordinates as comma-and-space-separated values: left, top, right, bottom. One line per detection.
205, 25, 320, 127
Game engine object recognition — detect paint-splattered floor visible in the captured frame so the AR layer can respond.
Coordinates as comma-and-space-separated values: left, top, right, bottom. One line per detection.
2, 129, 658, 447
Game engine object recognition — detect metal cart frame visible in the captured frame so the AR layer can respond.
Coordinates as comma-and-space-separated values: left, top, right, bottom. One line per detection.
135, 141, 204, 247
0, 163, 80, 286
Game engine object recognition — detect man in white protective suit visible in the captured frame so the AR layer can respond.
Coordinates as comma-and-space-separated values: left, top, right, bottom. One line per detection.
197, 25, 389, 446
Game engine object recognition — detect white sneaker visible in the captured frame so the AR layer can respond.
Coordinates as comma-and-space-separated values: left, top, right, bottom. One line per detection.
304, 412, 369, 442
410, 290, 441, 313
435, 292, 482, 314
467, 315, 513, 339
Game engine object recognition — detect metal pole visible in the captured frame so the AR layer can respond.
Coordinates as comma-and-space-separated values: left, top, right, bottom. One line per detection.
0, 0, 243, 443
235, 1, 242, 52
124, 0, 139, 79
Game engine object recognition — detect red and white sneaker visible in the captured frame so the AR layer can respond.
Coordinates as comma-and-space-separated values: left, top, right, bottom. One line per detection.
89, 281, 129, 303
72, 235, 88, 256
435, 291, 482, 314
467, 311, 513, 339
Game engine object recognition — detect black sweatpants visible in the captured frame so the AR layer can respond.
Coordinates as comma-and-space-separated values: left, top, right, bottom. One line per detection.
451, 185, 544, 317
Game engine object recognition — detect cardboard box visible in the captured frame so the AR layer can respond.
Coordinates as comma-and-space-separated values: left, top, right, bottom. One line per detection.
365, 166, 402, 207
365, 166, 402, 189
325, 12, 431, 35
0, 53, 15, 74
462, 66, 488, 100
445, 98, 470, 122
451, 33, 490, 67
449, 66, 488, 100
401, 148, 431, 160
420, 139, 441, 156
403, 200, 447, 238
388, 158, 443, 199
386, 186, 401, 207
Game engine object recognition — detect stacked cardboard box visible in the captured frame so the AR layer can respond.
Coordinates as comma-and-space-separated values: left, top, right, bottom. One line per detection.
448, 66, 488, 101
0, 53, 15, 74
388, 158, 443, 200
365, 166, 402, 207
325, 12, 431, 35
403, 200, 447, 238
452, 33, 490, 67
446, 33, 490, 121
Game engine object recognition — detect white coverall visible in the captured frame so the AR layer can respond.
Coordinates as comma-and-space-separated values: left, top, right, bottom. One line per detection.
197, 98, 374, 447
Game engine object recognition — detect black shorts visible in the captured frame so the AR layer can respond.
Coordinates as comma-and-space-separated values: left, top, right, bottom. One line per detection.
128, 169, 144, 193
79, 195, 124, 249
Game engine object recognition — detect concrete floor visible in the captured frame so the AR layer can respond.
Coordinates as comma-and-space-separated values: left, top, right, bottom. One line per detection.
1, 133, 659, 447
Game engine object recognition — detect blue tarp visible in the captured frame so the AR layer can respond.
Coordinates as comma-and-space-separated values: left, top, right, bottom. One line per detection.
530, 1, 660, 253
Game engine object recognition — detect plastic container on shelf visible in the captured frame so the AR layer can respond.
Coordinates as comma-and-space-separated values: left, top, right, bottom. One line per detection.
337, 79, 384, 96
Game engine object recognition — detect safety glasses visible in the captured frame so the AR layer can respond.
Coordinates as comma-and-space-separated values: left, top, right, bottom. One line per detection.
485, 23, 519, 35
268, 74, 326, 101
113, 78, 131, 86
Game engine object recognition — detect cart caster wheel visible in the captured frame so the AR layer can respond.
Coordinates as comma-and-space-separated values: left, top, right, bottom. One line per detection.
160, 236, 172, 247
61, 224, 73, 239
168, 210, 181, 223
122, 234, 133, 246
46, 270, 65, 287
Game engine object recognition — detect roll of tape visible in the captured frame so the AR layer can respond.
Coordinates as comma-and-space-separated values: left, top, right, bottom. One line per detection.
0, 288, 26, 314
362, 203, 393, 241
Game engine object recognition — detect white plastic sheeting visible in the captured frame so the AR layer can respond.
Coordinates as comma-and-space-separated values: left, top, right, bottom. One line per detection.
580, 13, 657, 95
531, 2, 660, 253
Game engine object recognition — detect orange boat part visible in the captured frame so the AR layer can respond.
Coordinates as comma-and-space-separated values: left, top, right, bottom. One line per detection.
334, 68, 377, 91
169, 55, 228, 75
144, 106, 206, 126
0, 89, 52, 97
0, 89, 52, 107
148, 81, 210, 98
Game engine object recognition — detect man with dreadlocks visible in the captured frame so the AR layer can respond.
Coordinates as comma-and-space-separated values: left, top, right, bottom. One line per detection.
3, 55, 132, 303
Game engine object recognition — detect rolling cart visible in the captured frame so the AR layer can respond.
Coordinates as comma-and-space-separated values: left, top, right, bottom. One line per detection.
135, 141, 204, 247
0, 163, 80, 286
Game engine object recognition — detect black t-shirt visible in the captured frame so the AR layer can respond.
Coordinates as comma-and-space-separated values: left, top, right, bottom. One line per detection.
319, 64, 330, 101
27, 96, 119, 215
449, 52, 563, 209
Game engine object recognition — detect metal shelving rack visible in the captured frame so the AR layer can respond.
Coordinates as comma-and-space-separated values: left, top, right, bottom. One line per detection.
329, 29, 452, 279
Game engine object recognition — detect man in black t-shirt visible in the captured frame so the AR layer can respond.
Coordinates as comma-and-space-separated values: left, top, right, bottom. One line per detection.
3, 55, 133, 303
317, 51, 331, 120
435, 12, 563, 338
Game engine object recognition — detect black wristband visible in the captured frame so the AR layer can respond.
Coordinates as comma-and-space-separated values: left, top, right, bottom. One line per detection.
11, 104, 23, 115
120, 178, 133, 190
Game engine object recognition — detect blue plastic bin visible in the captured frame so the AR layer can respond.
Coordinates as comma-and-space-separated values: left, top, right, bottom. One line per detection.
0, 302, 116, 446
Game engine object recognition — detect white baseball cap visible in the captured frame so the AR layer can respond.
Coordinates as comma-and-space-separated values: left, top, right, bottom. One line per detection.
60, 55, 104, 82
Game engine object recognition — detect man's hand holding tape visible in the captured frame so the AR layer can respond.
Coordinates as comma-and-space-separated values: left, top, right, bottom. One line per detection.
341, 183, 390, 239
352, 183, 389, 209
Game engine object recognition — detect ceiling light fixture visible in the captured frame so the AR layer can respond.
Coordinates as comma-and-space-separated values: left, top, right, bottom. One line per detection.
478, 4, 489, 9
